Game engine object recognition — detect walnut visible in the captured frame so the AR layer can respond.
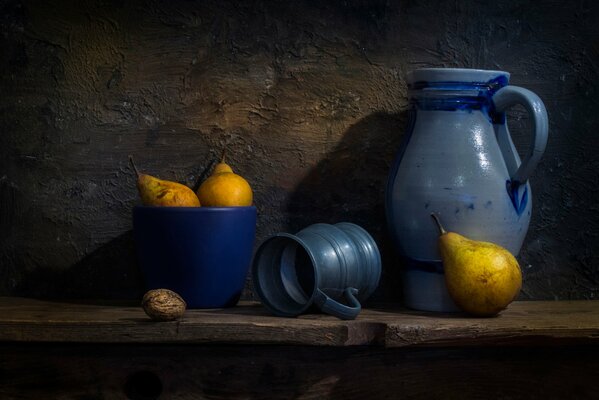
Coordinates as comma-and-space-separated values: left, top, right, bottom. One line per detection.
141, 289, 187, 321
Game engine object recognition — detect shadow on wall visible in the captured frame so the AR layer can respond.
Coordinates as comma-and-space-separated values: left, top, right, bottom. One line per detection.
12, 113, 409, 303
9, 149, 217, 301
286, 111, 409, 303
15, 231, 145, 301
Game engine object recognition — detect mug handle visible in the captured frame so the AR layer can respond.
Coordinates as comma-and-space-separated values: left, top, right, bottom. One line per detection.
314, 287, 361, 320
492, 86, 549, 185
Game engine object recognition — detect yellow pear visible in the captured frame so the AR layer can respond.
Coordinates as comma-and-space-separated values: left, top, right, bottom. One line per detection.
129, 156, 201, 207
197, 149, 253, 207
431, 214, 522, 317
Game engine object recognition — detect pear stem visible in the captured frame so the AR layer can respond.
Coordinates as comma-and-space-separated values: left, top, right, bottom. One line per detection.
128, 155, 140, 178
431, 213, 447, 235
220, 147, 227, 163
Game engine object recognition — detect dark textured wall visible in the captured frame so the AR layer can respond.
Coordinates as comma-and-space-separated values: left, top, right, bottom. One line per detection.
1, 0, 598, 302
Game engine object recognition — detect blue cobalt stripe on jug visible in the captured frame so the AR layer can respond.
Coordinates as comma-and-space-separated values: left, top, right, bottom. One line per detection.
386, 68, 548, 312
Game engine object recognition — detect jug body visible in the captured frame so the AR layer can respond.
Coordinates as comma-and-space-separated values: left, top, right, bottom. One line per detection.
386, 68, 548, 312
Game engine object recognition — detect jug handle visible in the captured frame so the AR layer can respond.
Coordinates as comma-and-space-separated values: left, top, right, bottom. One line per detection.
492, 86, 549, 185
314, 287, 361, 320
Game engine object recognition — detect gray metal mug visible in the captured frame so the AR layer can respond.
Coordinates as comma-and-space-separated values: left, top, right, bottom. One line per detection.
252, 222, 381, 320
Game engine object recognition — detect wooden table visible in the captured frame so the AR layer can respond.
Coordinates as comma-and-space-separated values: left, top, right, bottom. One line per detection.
1, 297, 598, 399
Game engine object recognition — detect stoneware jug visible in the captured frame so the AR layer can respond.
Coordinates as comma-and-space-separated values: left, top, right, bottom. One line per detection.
252, 222, 381, 320
386, 68, 548, 312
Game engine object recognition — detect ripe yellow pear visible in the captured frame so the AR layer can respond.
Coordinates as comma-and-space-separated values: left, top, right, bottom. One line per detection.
129, 156, 201, 207
197, 149, 253, 207
431, 214, 522, 317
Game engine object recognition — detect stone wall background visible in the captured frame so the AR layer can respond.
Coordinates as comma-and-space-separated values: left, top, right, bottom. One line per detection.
1, 0, 598, 302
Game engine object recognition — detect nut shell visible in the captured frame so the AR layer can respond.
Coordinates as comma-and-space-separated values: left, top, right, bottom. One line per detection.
141, 289, 187, 321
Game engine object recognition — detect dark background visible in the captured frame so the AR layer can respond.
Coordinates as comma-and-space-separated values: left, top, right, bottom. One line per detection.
1, 0, 598, 303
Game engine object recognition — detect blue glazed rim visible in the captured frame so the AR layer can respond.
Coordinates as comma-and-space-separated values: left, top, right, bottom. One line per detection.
405, 68, 510, 122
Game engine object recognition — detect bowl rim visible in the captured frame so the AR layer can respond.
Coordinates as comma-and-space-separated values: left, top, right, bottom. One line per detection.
133, 205, 256, 212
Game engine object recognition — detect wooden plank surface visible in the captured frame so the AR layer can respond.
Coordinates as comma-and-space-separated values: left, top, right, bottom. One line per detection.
0, 297, 598, 347
3, 344, 599, 399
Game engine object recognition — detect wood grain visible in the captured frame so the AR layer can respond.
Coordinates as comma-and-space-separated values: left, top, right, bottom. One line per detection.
1, 297, 598, 347
1, 298, 599, 399
2, 344, 599, 399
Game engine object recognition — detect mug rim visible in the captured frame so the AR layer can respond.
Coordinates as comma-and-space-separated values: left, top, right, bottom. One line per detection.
252, 232, 320, 317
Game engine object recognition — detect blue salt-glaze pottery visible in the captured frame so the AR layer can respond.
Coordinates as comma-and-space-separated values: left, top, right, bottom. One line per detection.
252, 222, 381, 320
386, 68, 548, 312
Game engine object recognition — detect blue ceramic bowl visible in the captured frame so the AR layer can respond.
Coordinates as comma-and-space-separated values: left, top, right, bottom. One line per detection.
133, 206, 256, 308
